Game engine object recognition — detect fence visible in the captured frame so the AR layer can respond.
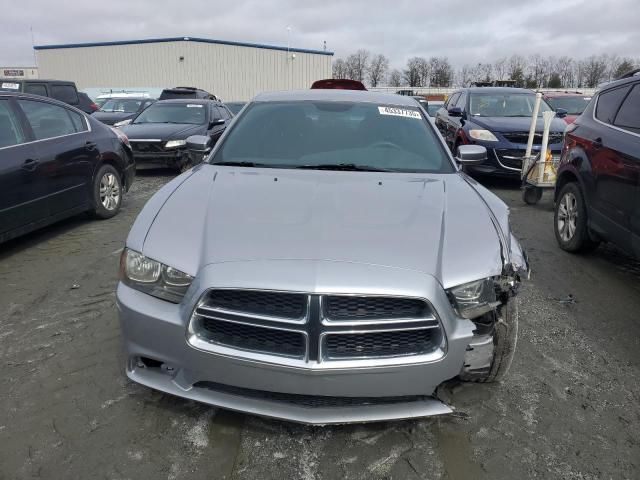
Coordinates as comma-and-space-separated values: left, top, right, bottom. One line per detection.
368, 86, 597, 97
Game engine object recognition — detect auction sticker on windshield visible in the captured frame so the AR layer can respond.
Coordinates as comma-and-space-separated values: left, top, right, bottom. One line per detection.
1, 82, 20, 90
187, 104, 203, 108
378, 106, 421, 119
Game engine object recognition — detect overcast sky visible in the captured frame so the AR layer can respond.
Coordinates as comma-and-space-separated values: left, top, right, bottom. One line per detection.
1, 0, 638, 69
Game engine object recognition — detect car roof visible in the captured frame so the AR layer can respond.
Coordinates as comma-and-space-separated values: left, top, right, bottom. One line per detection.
101, 96, 152, 101
598, 73, 640, 92
0, 78, 75, 84
459, 87, 535, 94
153, 98, 218, 105
0, 91, 89, 113
253, 89, 424, 106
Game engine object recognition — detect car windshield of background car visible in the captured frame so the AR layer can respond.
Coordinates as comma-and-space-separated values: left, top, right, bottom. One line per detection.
133, 103, 206, 125
469, 94, 554, 117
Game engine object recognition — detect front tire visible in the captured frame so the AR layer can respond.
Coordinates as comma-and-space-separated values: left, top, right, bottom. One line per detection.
554, 182, 599, 253
91, 164, 122, 219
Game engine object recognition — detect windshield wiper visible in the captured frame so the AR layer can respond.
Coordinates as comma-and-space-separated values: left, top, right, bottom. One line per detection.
295, 163, 392, 172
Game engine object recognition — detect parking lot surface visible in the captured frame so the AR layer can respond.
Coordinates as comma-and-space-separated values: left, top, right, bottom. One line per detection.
1, 172, 639, 480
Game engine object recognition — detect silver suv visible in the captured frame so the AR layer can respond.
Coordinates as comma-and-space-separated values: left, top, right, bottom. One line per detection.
116, 89, 529, 424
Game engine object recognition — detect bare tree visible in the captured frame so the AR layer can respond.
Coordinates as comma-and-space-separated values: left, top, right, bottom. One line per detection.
403, 57, 424, 87
614, 57, 636, 79
429, 57, 453, 87
332, 58, 348, 79
582, 55, 608, 87
388, 69, 403, 87
605, 54, 621, 82
416, 58, 431, 86
556, 56, 575, 88
345, 49, 370, 82
528, 54, 548, 88
493, 57, 508, 80
457, 65, 474, 87
476, 63, 493, 82
507, 55, 527, 86
368, 54, 389, 87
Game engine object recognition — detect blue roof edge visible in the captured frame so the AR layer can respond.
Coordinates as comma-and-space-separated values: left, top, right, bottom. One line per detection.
33, 36, 334, 56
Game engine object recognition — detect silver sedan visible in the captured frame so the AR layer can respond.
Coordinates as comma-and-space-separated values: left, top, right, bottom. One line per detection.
116, 89, 529, 424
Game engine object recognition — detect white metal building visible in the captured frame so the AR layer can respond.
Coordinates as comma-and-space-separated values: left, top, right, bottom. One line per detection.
34, 36, 333, 101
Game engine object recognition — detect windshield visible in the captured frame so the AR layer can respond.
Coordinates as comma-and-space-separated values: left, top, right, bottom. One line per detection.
133, 103, 207, 125
469, 94, 554, 117
100, 99, 143, 113
211, 101, 453, 173
545, 96, 591, 115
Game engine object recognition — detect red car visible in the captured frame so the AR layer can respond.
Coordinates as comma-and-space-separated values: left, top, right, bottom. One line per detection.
542, 91, 592, 124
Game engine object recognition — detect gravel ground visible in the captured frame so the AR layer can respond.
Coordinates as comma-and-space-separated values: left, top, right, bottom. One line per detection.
1, 171, 638, 480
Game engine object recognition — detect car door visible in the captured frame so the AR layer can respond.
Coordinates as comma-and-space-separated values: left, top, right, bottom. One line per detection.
435, 93, 458, 142
448, 92, 468, 150
589, 84, 637, 251
608, 82, 640, 257
16, 98, 96, 217
0, 96, 42, 237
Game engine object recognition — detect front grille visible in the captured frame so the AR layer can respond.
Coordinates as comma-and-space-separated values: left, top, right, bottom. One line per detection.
323, 328, 438, 359
194, 381, 428, 408
502, 131, 563, 145
207, 289, 306, 319
324, 296, 430, 320
189, 290, 444, 363
198, 318, 306, 358
130, 141, 165, 153
495, 149, 525, 170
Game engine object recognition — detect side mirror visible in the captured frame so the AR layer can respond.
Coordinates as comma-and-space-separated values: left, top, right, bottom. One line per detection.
448, 106, 463, 117
555, 108, 568, 118
456, 145, 487, 164
209, 118, 226, 128
186, 135, 212, 152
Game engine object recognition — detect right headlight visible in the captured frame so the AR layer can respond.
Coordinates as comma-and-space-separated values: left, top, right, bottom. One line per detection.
447, 278, 500, 319
468, 129, 498, 142
120, 248, 193, 303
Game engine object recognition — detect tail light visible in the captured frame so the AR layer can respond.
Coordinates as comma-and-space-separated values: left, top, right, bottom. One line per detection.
90, 102, 99, 112
110, 127, 130, 148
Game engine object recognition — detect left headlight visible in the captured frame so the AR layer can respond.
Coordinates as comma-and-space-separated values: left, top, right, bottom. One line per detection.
447, 278, 500, 319
468, 129, 498, 142
120, 248, 193, 303
165, 139, 187, 149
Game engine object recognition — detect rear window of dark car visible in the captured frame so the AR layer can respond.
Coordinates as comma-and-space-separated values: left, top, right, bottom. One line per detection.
50, 84, 79, 105
159, 89, 201, 100
212, 101, 453, 173
545, 95, 591, 115
24, 83, 48, 97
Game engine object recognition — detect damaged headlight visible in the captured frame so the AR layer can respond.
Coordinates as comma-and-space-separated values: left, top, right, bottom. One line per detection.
447, 278, 500, 319
165, 140, 187, 149
120, 248, 193, 303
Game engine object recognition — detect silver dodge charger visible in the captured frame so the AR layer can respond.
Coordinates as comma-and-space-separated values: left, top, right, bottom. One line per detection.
117, 89, 529, 424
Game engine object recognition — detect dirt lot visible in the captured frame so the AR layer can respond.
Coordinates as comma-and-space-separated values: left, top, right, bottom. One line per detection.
1, 171, 639, 480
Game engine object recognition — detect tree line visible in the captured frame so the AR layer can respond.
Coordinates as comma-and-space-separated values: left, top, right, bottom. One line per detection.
332, 51, 639, 89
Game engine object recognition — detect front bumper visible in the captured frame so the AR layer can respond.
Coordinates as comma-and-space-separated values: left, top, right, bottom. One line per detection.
116, 261, 477, 424
465, 142, 562, 177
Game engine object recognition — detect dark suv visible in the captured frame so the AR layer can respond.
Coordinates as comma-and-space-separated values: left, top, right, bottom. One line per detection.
435, 87, 567, 176
0, 79, 81, 108
158, 87, 217, 101
554, 70, 640, 258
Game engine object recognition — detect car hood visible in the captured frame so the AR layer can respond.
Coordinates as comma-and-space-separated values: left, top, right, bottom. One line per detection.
470, 115, 566, 133
135, 166, 506, 289
120, 122, 204, 140
92, 111, 135, 125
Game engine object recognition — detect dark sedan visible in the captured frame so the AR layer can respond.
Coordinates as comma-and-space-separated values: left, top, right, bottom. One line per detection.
0, 92, 134, 244
435, 87, 567, 176
92, 97, 155, 126
120, 99, 232, 172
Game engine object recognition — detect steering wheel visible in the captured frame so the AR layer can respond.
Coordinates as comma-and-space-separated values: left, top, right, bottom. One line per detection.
369, 141, 402, 150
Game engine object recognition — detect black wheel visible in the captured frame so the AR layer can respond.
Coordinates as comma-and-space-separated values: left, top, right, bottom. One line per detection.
522, 186, 543, 205
91, 164, 122, 219
554, 182, 599, 253
460, 298, 518, 383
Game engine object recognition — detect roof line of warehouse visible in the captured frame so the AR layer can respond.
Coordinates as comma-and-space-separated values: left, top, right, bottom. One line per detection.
33, 36, 334, 56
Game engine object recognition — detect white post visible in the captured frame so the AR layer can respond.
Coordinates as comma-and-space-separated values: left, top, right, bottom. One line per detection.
538, 110, 556, 184
525, 92, 542, 160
